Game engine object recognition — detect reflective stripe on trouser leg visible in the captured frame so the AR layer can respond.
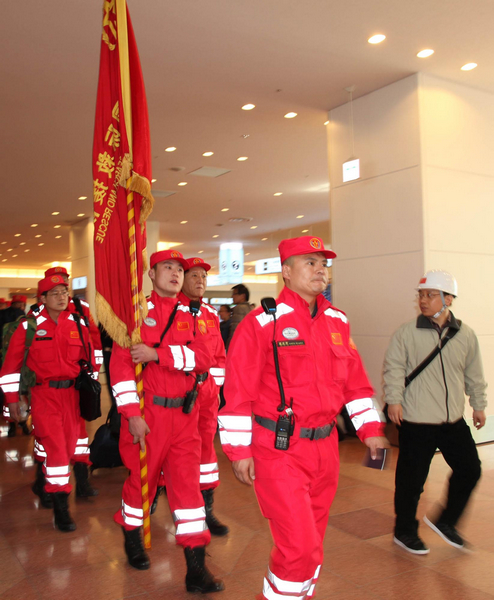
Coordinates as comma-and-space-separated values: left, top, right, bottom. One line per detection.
306, 565, 321, 598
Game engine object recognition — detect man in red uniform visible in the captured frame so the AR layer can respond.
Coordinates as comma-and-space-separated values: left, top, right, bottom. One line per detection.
111, 250, 224, 593
219, 236, 387, 600
0, 275, 95, 532
178, 257, 228, 536
30, 267, 102, 507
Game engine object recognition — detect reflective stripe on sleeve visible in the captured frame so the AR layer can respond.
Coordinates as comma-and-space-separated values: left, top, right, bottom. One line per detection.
218, 415, 252, 431
113, 380, 139, 407
0, 373, 20, 393
219, 430, 252, 446
218, 414, 252, 446
169, 345, 184, 370
345, 398, 374, 417
210, 367, 225, 386
183, 346, 195, 371
351, 408, 382, 430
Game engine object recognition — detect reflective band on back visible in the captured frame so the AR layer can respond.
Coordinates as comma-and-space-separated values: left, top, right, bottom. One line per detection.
324, 307, 348, 323
351, 409, 381, 430
183, 346, 195, 371
263, 578, 300, 600
256, 303, 294, 328
218, 415, 252, 431
176, 521, 208, 535
219, 430, 252, 446
173, 507, 206, 522
345, 398, 374, 416
200, 462, 218, 473
268, 568, 312, 594
169, 345, 184, 370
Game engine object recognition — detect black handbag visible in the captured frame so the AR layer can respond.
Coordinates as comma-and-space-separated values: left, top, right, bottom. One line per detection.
73, 305, 102, 422
89, 406, 122, 470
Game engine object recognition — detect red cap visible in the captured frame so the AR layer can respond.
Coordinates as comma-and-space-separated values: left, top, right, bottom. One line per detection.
186, 257, 211, 272
11, 295, 27, 303
150, 250, 189, 269
0, 298, 6, 303
38, 275, 69, 295
278, 236, 336, 263
44, 266, 70, 279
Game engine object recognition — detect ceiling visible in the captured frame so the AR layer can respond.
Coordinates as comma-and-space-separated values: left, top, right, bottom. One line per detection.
1, 0, 492, 271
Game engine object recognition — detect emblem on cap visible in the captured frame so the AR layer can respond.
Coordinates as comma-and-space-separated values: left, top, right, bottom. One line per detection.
282, 327, 299, 340
310, 238, 322, 250
171, 251, 179, 258
144, 317, 157, 327
51, 276, 59, 283
193, 258, 202, 264
419, 277, 427, 284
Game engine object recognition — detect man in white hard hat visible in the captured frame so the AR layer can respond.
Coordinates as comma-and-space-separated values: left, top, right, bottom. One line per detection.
384, 270, 487, 555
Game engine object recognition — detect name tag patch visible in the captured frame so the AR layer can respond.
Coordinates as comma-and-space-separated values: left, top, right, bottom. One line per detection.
37, 329, 47, 336
277, 340, 306, 347
144, 317, 157, 327
282, 327, 299, 340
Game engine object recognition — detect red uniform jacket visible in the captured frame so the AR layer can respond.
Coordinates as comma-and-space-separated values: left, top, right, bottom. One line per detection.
219, 286, 385, 461
0, 304, 94, 403
111, 291, 216, 420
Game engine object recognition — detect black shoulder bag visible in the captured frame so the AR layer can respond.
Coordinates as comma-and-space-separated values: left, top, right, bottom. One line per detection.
72, 299, 102, 421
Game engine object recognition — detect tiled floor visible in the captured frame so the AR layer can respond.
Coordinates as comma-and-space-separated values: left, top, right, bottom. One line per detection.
1, 396, 494, 600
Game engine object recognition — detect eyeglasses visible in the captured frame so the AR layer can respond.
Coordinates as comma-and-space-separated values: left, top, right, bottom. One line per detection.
416, 292, 441, 300
47, 290, 69, 298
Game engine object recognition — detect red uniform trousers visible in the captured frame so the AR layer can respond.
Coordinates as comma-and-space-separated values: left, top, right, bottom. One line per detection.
253, 424, 339, 600
34, 418, 90, 465
31, 384, 80, 494
198, 382, 220, 491
114, 393, 211, 549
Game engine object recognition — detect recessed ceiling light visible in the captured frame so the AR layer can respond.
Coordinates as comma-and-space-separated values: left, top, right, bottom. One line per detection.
250, 226, 258, 229
274, 192, 283, 196
180, 220, 188, 224
302, 229, 309, 233
221, 208, 229, 212
461, 63, 477, 71
262, 237, 268, 241
52, 211, 60, 216
151, 179, 157, 183
7, 249, 12, 252
78, 196, 87, 200
31, 224, 38, 228
368, 34, 386, 44
165, 147, 177, 152
12, 254, 17, 258
2, 259, 6, 262
212, 235, 219, 238
35, 234, 42, 238
55, 235, 62, 239
178, 182, 188, 186
14, 234, 21, 237
296, 215, 304, 219
242, 104, 255, 110
54, 225, 61, 229
0, 242, 5, 244
417, 49, 434, 58
237, 157, 248, 161
245, 253, 250, 256
198, 250, 204, 254
324, 120, 329, 125
203, 151, 214, 157
284, 112, 297, 119
38, 243, 44, 246
77, 213, 85, 217
19, 242, 26, 246
24, 249, 30, 252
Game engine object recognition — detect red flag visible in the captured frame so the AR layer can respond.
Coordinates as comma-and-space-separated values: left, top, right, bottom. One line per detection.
92, 0, 154, 347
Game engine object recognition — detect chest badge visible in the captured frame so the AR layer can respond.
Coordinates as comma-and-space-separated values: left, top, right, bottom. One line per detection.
331, 332, 343, 345
37, 329, 47, 336
144, 317, 157, 327
282, 327, 299, 340
198, 319, 207, 335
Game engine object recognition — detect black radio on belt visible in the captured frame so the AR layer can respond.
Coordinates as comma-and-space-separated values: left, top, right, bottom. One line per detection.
275, 409, 295, 451
182, 372, 208, 414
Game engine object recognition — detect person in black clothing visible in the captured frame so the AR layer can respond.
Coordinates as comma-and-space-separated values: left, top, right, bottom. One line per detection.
218, 304, 232, 348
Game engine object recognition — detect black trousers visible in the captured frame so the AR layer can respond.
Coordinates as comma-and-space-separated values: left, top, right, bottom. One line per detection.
394, 418, 481, 536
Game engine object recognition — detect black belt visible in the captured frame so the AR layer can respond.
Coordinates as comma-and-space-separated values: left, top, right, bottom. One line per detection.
44, 380, 75, 389
255, 415, 335, 441
153, 395, 185, 408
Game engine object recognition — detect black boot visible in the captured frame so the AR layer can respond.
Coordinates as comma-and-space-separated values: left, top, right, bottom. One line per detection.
53, 492, 76, 532
122, 527, 150, 570
32, 462, 53, 509
184, 546, 224, 593
20, 421, 31, 436
74, 462, 99, 498
150, 486, 165, 515
202, 488, 229, 537
7, 422, 16, 437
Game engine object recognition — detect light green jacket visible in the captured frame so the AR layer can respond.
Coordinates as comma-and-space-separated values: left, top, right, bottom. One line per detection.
383, 312, 487, 424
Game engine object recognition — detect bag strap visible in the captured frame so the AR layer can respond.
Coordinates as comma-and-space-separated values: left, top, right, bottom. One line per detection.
153, 302, 180, 348
73, 312, 94, 371
404, 323, 461, 388
20, 316, 36, 377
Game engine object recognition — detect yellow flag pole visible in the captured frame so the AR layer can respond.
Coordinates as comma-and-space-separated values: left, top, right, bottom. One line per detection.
117, 0, 151, 549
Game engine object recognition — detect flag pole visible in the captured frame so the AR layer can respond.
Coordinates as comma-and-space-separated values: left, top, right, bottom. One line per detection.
117, 0, 151, 549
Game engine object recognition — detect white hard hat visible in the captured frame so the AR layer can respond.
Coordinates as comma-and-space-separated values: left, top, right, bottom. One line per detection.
417, 270, 458, 296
